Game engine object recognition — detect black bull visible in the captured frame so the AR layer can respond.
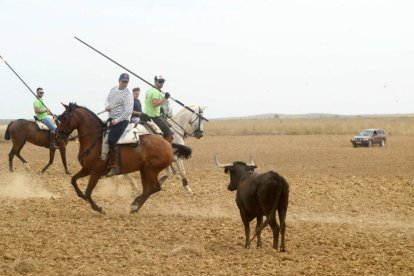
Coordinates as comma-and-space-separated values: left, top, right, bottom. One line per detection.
216, 157, 289, 251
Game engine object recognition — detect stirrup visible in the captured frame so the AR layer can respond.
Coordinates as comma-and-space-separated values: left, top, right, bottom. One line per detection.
106, 167, 120, 177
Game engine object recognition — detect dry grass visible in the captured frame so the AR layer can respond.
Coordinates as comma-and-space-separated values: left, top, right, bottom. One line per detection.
205, 116, 414, 136
1, 116, 413, 142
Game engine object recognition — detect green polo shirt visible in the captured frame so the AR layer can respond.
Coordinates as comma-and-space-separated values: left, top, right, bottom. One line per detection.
33, 98, 48, 120
144, 87, 163, 117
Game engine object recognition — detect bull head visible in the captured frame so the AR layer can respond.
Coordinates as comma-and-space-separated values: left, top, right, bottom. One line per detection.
214, 155, 257, 173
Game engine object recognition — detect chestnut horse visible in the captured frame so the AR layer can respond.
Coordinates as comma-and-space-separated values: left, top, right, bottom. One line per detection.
4, 119, 70, 174
58, 103, 191, 214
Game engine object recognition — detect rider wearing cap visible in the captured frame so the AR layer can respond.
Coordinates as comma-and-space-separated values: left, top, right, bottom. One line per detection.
105, 73, 133, 176
33, 87, 58, 149
144, 75, 173, 142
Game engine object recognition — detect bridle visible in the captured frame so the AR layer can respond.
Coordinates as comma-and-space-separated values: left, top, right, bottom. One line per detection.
168, 107, 204, 139
58, 105, 106, 159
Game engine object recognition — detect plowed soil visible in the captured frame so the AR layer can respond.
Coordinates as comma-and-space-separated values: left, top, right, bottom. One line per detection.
1, 135, 413, 275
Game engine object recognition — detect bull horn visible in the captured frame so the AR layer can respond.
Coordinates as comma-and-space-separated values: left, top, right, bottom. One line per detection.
214, 155, 232, 168
247, 156, 255, 166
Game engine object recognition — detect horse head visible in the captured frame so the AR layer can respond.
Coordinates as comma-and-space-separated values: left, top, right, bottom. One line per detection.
181, 105, 207, 139
58, 103, 104, 138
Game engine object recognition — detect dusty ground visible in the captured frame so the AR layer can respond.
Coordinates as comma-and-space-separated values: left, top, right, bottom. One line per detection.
0, 135, 413, 275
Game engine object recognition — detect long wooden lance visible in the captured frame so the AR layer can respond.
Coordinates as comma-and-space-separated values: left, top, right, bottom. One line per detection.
74, 36, 208, 122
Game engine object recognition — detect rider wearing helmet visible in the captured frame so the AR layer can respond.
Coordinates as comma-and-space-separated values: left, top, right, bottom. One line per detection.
144, 75, 173, 142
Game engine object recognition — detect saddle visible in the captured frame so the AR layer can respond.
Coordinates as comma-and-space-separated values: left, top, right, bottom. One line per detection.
100, 121, 162, 160
33, 116, 52, 131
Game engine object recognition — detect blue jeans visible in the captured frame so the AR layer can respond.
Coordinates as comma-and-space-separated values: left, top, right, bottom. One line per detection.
41, 117, 57, 134
108, 120, 129, 150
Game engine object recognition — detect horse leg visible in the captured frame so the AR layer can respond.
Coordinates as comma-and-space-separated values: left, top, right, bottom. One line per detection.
130, 169, 161, 214
71, 168, 89, 199
84, 173, 105, 213
41, 149, 56, 174
159, 166, 173, 189
59, 145, 71, 175
8, 147, 17, 172
176, 159, 192, 195
124, 174, 139, 194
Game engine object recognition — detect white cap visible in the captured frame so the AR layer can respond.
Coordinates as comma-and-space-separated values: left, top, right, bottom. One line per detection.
155, 75, 166, 82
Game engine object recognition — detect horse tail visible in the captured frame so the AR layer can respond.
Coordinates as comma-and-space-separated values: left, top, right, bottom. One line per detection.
4, 121, 13, 140
171, 143, 192, 159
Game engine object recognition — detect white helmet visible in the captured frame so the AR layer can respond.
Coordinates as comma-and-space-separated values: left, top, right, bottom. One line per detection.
155, 75, 166, 82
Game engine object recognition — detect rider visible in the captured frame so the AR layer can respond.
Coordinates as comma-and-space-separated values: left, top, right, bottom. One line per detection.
130, 87, 142, 124
105, 73, 133, 176
144, 75, 173, 142
33, 87, 58, 149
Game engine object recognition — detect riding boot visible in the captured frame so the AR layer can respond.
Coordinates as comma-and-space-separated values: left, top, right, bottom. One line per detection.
106, 147, 120, 177
49, 132, 58, 149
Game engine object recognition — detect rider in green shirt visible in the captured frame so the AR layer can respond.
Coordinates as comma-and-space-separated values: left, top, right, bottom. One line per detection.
144, 75, 173, 142
33, 87, 58, 149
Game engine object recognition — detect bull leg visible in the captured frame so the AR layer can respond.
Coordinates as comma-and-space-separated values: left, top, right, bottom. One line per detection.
71, 168, 89, 199
41, 149, 56, 174
269, 215, 280, 250
84, 173, 105, 213
240, 211, 251, 249
58, 146, 71, 175
130, 169, 161, 214
256, 216, 263, 248
278, 209, 287, 252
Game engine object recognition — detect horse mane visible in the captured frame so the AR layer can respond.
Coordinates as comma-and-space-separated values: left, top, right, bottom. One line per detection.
174, 104, 200, 117
68, 102, 105, 127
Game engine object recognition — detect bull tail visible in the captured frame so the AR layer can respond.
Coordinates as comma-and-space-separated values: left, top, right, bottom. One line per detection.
248, 172, 286, 246
172, 143, 192, 159
4, 121, 12, 140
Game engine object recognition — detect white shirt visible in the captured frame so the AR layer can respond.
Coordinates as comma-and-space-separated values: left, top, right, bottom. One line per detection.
105, 86, 133, 122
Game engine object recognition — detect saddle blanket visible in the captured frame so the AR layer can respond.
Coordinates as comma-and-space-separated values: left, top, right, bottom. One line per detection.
34, 116, 54, 131
117, 122, 162, 144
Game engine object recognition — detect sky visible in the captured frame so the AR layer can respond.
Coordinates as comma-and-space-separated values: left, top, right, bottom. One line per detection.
1, 0, 413, 119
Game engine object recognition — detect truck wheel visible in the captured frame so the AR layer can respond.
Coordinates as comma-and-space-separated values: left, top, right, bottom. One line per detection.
367, 140, 372, 147
380, 139, 385, 147
353, 143, 357, 148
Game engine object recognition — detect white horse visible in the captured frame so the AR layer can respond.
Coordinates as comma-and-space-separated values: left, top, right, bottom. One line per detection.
159, 104, 206, 195
122, 104, 206, 195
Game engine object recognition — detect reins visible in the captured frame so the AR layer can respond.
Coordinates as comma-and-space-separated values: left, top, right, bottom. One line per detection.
166, 107, 203, 139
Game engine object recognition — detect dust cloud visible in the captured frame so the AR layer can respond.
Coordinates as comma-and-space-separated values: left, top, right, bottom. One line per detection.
0, 174, 58, 199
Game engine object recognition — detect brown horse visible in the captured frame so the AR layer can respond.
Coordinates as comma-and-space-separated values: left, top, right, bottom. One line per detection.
4, 119, 70, 174
58, 103, 192, 214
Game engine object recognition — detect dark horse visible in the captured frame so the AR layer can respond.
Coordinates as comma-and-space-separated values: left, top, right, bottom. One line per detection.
4, 119, 70, 174
58, 103, 192, 214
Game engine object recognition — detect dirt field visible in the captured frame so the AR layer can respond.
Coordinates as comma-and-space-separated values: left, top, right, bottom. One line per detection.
0, 135, 413, 275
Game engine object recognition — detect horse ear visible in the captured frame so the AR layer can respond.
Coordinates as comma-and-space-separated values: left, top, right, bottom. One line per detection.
201, 106, 207, 111
61, 103, 68, 109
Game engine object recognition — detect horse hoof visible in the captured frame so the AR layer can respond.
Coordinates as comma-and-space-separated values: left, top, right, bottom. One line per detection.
130, 204, 141, 214
65, 171, 71, 175
24, 163, 31, 171
94, 206, 105, 214
184, 185, 193, 195
280, 248, 287, 252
